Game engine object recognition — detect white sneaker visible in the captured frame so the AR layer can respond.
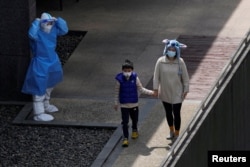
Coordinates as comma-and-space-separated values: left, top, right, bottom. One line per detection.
45, 104, 59, 113
166, 131, 174, 140
33, 113, 54, 121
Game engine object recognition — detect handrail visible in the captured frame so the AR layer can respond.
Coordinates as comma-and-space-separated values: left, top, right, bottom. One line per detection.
161, 29, 250, 167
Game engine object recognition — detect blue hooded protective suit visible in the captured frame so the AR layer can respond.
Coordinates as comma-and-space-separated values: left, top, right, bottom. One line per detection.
22, 14, 68, 96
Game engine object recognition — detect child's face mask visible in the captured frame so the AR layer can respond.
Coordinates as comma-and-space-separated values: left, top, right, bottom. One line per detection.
123, 72, 132, 77
123, 68, 132, 78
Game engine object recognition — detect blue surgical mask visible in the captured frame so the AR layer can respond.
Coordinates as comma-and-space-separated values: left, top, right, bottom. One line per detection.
167, 51, 176, 57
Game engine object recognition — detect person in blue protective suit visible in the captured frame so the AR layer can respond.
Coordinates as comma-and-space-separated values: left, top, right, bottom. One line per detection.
22, 12, 68, 121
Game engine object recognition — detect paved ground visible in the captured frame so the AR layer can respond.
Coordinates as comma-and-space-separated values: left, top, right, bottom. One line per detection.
31, 0, 250, 166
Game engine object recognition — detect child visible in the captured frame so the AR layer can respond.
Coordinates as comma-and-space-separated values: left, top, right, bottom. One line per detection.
114, 59, 154, 147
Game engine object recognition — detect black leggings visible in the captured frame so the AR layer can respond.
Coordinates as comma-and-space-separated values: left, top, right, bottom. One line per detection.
162, 102, 182, 131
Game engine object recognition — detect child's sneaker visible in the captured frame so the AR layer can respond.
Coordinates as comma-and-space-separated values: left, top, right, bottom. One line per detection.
122, 138, 129, 147
131, 131, 139, 139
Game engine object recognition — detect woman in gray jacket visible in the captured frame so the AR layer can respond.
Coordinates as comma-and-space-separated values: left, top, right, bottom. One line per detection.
153, 39, 189, 140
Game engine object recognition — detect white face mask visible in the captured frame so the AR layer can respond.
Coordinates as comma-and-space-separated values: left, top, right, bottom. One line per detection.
41, 23, 53, 33
123, 72, 132, 78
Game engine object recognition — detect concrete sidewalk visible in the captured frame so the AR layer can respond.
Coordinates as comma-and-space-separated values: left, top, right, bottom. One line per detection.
105, 99, 200, 167
34, 0, 250, 166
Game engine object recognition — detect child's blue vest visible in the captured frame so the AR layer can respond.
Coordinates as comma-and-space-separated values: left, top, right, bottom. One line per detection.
115, 72, 138, 104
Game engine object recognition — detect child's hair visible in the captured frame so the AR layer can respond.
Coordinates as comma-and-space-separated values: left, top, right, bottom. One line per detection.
122, 59, 134, 70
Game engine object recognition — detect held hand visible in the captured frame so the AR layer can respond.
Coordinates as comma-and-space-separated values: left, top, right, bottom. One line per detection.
153, 90, 158, 97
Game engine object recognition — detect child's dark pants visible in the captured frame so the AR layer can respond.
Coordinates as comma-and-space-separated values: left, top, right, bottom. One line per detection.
121, 107, 138, 138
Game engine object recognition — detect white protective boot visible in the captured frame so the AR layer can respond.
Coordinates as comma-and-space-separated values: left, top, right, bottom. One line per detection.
33, 95, 54, 121
44, 88, 59, 113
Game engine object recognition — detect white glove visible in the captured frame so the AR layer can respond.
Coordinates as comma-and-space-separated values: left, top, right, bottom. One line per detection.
52, 17, 57, 21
